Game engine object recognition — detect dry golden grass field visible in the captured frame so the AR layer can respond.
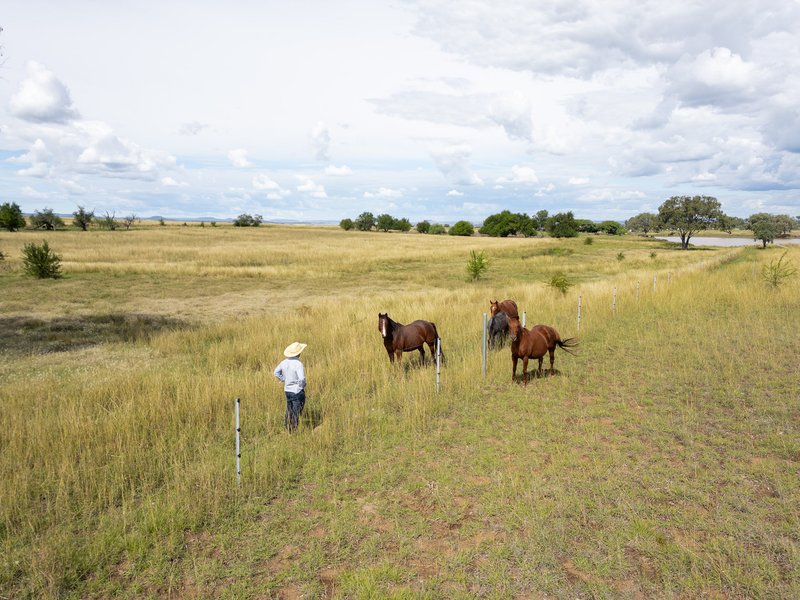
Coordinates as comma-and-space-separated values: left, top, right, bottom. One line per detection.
1, 224, 798, 599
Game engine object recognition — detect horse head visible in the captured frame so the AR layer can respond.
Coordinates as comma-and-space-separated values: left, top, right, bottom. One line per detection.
378, 313, 390, 338
507, 316, 523, 343
489, 300, 499, 316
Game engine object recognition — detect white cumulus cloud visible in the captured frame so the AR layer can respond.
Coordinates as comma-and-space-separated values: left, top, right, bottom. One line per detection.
431, 144, 483, 186
9, 61, 80, 124
364, 187, 403, 198
325, 164, 352, 175
496, 164, 538, 184
228, 148, 252, 168
296, 177, 327, 198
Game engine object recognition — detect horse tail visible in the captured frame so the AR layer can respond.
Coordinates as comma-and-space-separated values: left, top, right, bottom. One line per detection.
432, 324, 445, 364
557, 337, 578, 355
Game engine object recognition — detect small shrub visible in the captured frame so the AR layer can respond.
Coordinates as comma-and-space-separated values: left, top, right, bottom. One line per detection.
339, 218, 354, 231
547, 272, 572, 295
22, 240, 62, 279
466, 250, 489, 281
761, 251, 797, 289
650, 251, 657, 259
159, 218, 166, 226
583, 236, 593, 245
416, 220, 431, 234
429, 224, 446, 235
211, 221, 217, 227
617, 252, 625, 261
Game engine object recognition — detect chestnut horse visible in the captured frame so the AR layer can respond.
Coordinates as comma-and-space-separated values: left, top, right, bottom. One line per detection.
508, 317, 577, 384
378, 313, 442, 365
490, 299, 519, 320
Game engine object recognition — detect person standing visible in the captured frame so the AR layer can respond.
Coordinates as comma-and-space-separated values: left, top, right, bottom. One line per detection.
274, 342, 307, 432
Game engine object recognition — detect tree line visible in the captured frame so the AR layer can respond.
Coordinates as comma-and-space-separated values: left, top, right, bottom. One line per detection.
337, 198, 798, 250
0, 203, 138, 231
625, 196, 799, 248
339, 212, 476, 236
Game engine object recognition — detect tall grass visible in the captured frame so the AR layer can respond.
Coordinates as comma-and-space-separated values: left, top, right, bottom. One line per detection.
0, 228, 797, 597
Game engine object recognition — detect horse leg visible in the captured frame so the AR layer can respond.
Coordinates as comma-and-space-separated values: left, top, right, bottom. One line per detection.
522, 356, 529, 386
419, 346, 426, 365
537, 357, 543, 377
395, 349, 403, 364
512, 355, 518, 382
548, 348, 555, 375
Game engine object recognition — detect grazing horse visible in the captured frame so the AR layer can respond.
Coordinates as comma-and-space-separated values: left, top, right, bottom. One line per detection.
508, 317, 577, 385
378, 313, 442, 365
490, 299, 519, 320
487, 311, 510, 349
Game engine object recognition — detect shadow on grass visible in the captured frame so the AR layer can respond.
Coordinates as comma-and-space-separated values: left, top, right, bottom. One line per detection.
0, 313, 187, 355
512, 368, 563, 384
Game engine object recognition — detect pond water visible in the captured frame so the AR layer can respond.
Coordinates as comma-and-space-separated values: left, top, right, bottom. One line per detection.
655, 236, 800, 247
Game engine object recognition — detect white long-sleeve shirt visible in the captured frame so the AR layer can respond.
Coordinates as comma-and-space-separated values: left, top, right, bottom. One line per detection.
273, 357, 306, 393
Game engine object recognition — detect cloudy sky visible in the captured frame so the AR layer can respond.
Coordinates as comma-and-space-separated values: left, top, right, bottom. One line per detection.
1, 0, 799, 223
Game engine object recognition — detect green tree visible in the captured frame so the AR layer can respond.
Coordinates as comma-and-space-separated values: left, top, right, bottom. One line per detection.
518, 214, 537, 237
339, 218, 354, 231
22, 240, 62, 279
575, 219, 598, 233
416, 220, 431, 234
534, 209, 549, 231
72, 206, 94, 231
598, 220, 625, 235
480, 210, 523, 237
428, 223, 446, 235
355, 211, 375, 231
449, 220, 474, 236
625, 212, 659, 235
772, 215, 796, 237
751, 219, 779, 248
233, 213, 262, 227
30, 208, 66, 230
0, 202, 26, 231
657, 196, 724, 249
393, 217, 412, 232
376, 213, 395, 232
545, 212, 578, 238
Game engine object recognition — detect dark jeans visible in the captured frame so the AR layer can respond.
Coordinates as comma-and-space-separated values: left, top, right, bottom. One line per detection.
284, 389, 305, 432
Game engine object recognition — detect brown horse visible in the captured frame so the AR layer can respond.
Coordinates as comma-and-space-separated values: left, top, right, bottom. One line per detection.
508, 317, 577, 384
378, 313, 442, 365
490, 299, 519, 320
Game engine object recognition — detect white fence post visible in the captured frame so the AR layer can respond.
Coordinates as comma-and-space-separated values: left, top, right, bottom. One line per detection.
235, 397, 241, 486
653, 274, 657, 292
436, 337, 441, 392
482, 313, 487, 378
612, 287, 617, 314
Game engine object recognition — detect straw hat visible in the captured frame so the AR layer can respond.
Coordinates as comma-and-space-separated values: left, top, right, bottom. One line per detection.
283, 342, 307, 358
